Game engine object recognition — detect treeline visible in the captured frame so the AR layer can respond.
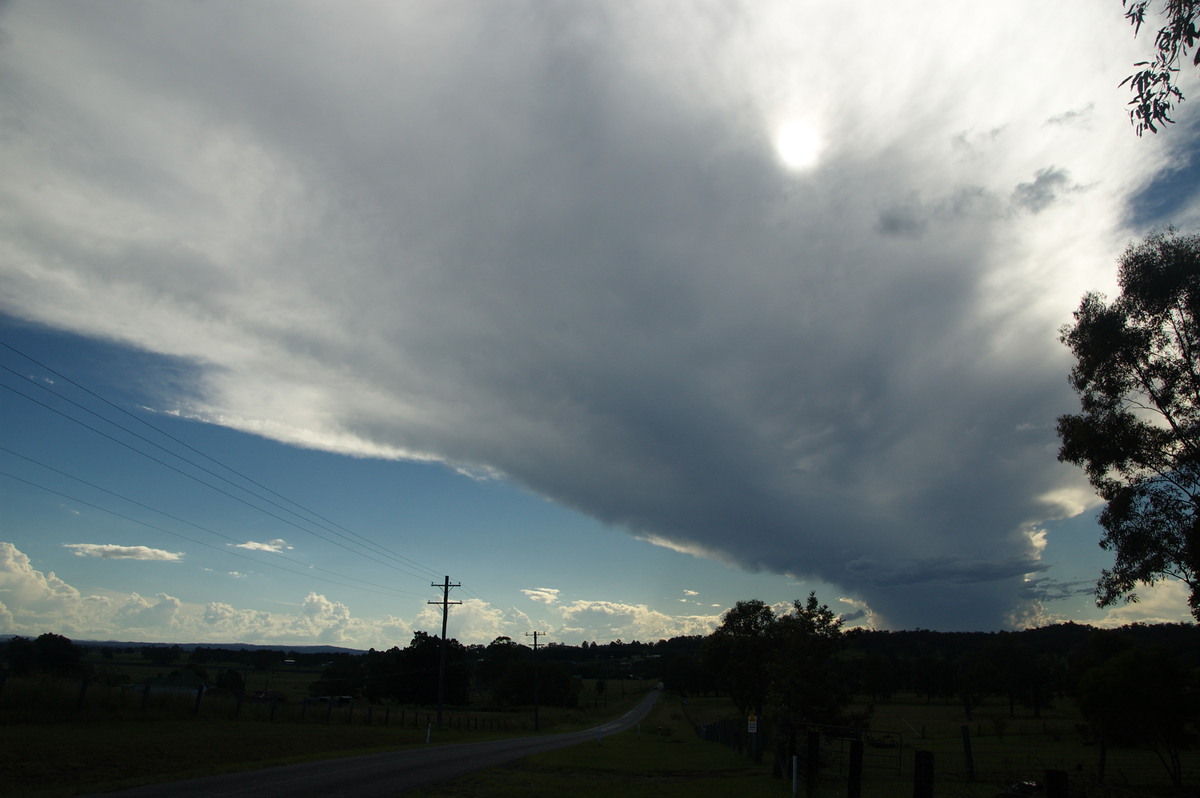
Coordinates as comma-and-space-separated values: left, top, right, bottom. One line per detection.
0, 630, 670, 711
667, 606, 1199, 728
676, 598, 1200, 790
305, 630, 669, 709
5, 613, 1197, 724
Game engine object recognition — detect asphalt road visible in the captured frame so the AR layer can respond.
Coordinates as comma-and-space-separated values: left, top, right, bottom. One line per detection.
88, 687, 662, 797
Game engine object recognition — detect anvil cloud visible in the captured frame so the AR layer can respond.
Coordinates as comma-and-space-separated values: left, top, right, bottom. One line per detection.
2, 1, 1199, 633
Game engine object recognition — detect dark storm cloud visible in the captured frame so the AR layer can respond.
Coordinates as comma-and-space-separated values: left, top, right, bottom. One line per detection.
0, 0, 1184, 629
1011, 167, 1075, 214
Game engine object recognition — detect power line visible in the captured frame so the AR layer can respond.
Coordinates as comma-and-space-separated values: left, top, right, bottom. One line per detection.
0, 344, 443, 580
0, 338, 508, 617
0, 469, 416, 600
0, 446, 432, 599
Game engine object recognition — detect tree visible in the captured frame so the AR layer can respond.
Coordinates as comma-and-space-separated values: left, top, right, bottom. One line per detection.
476, 636, 527, 691
33, 633, 84, 676
215, 669, 245, 695
1058, 229, 1200, 617
491, 660, 579, 707
141, 645, 181, 666
1121, 1, 1199, 134
1076, 646, 1197, 788
4, 636, 37, 676
769, 592, 847, 726
700, 599, 776, 719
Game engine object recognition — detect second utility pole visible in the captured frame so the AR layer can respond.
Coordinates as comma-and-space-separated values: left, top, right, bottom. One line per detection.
526, 630, 544, 731
429, 575, 461, 727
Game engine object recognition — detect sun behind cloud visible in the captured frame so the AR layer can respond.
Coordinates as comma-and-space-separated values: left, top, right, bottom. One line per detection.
773, 119, 823, 170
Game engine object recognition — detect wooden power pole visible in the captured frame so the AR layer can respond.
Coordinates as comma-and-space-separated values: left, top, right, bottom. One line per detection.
428, 576, 461, 727
526, 630, 544, 730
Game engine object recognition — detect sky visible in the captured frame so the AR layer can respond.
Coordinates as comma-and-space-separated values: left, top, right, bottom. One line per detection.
2, 1, 1200, 650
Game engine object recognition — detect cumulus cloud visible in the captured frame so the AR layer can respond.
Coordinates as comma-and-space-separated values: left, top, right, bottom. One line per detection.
558, 599, 720, 642
0, 540, 91, 633
231, 539, 293, 554
1, 542, 395, 644
116, 592, 182, 631
3, 542, 720, 645
1092, 580, 1196, 627
1, 2, 1194, 630
521, 587, 560, 605
63, 544, 183, 562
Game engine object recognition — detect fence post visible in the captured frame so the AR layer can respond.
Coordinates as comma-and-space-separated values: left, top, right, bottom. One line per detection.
385, 707, 390, 726
348, 701, 355, 725
806, 731, 820, 794
913, 750, 934, 798
269, 696, 278, 723
960, 725, 975, 782
1044, 770, 1068, 798
847, 738, 864, 798
193, 685, 204, 716
141, 682, 150, 712
76, 678, 89, 714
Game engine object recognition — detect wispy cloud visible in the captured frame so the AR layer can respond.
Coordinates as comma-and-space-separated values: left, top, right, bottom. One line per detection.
63, 544, 183, 562
231, 539, 293, 554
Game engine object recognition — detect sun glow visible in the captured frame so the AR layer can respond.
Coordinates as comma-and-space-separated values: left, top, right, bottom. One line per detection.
773, 120, 822, 170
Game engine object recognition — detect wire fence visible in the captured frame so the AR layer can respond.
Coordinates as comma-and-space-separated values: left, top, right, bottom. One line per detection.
693, 712, 1197, 797
0, 672, 536, 733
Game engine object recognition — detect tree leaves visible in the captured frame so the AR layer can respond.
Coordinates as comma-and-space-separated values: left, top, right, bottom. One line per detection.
1058, 229, 1200, 616
1120, 0, 1199, 134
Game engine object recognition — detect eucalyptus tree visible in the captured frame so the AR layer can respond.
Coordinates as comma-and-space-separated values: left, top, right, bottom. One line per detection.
1058, 229, 1200, 616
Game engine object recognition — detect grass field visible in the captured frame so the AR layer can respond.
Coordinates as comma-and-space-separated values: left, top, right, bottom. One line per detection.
404, 693, 1200, 798
3, 661, 1197, 798
0, 671, 660, 797
403, 691, 778, 798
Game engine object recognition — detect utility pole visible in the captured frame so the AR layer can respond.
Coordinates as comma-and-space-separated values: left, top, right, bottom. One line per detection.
428, 576, 461, 727
526, 630, 544, 731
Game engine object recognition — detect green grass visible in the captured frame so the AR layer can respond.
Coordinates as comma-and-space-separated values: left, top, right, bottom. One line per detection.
861, 694, 1199, 796
404, 693, 778, 798
0, 676, 660, 797
5, 675, 1197, 798
1, 719, 427, 797
404, 693, 1200, 798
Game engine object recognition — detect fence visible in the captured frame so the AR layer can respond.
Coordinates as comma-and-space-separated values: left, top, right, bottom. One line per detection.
0, 672, 534, 733
693, 712, 1194, 797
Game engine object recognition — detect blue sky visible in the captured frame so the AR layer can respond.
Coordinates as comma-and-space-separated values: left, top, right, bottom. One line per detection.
2, 1, 1199, 649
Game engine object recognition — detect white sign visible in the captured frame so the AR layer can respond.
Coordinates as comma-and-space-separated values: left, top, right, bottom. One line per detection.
748, 714, 758, 733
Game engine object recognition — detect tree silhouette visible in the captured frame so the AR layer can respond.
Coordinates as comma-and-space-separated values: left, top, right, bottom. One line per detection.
1121, 1, 1199, 134
1058, 229, 1200, 616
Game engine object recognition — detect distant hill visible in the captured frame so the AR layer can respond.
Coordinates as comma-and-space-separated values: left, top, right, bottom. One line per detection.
0, 635, 363, 655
